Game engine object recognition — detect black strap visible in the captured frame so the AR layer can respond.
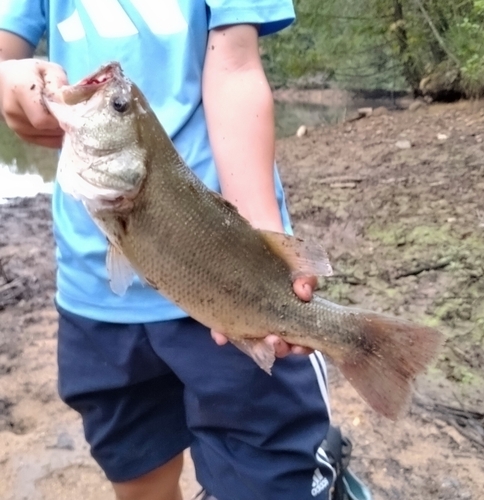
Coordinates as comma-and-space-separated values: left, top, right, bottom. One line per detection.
321, 426, 353, 500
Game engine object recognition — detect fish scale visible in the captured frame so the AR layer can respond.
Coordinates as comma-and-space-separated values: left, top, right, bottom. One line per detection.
120, 166, 307, 337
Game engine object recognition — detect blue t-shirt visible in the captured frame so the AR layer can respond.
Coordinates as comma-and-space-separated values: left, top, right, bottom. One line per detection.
0, 0, 295, 323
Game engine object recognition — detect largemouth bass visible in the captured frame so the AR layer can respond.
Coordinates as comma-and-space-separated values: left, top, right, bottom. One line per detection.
44, 62, 443, 420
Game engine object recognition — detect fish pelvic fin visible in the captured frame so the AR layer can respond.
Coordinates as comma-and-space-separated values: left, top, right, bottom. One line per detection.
106, 242, 136, 295
260, 231, 333, 280
230, 338, 275, 374
334, 312, 444, 420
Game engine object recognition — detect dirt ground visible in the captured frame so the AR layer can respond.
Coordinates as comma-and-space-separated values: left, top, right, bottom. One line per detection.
1, 99, 483, 499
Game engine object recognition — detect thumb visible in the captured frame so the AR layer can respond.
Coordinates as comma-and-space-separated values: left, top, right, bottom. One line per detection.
293, 276, 317, 302
211, 330, 229, 346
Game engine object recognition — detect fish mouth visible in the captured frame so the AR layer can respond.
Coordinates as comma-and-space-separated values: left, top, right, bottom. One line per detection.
42, 62, 130, 133
43, 62, 125, 109
63, 62, 125, 105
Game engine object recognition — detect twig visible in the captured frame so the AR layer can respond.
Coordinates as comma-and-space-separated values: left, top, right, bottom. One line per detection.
394, 257, 451, 279
449, 345, 474, 366
447, 420, 484, 449
318, 176, 364, 184
454, 452, 484, 461
0, 278, 24, 307
0, 260, 9, 283
414, 397, 484, 448
329, 273, 366, 285
0, 278, 22, 294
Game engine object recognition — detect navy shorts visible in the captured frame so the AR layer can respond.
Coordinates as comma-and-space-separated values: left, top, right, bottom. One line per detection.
57, 305, 335, 500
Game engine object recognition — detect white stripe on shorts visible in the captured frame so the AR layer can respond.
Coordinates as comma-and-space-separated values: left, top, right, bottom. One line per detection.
309, 351, 331, 419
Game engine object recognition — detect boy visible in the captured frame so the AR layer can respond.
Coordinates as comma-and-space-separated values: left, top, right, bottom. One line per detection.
0, 2, 335, 499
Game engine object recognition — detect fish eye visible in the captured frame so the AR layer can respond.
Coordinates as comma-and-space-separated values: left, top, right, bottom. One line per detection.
111, 96, 130, 113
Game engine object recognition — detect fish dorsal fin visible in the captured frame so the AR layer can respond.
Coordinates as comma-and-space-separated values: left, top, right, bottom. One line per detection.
230, 338, 276, 374
106, 242, 136, 296
260, 231, 333, 280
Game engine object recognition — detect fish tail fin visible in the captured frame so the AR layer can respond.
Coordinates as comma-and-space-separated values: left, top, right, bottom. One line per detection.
334, 312, 443, 420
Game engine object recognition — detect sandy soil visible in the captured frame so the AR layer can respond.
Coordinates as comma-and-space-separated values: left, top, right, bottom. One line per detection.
1, 100, 483, 499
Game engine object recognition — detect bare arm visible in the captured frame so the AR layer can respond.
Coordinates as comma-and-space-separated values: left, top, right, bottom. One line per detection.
203, 24, 282, 231
0, 30, 34, 60
203, 25, 313, 355
0, 30, 67, 148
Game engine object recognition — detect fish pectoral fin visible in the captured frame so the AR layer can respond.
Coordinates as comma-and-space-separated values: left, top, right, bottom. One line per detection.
106, 242, 136, 295
230, 339, 276, 374
259, 231, 333, 280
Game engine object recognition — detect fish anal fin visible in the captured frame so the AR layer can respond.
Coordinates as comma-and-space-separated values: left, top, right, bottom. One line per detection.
334, 312, 443, 420
260, 231, 333, 279
230, 338, 275, 374
106, 242, 136, 296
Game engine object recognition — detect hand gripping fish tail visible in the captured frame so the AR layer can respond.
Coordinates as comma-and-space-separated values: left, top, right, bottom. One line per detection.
42, 62, 444, 421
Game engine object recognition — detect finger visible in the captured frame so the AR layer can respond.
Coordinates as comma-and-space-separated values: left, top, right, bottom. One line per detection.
293, 276, 317, 302
211, 330, 229, 346
22, 62, 68, 131
290, 345, 313, 355
13, 89, 62, 132
29, 104, 64, 131
264, 335, 291, 357
6, 113, 64, 138
16, 131, 64, 149
8, 113, 64, 136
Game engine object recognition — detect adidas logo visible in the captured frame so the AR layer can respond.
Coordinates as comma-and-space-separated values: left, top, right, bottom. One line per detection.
311, 468, 329, 497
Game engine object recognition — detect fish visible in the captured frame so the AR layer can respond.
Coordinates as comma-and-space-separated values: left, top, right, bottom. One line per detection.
43, 62, 443, 420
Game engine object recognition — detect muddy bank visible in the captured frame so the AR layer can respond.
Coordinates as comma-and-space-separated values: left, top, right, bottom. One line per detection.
276, 99, 484, 499
1, 101, 483, 499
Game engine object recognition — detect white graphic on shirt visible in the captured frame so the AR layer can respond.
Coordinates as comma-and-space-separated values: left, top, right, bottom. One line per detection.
57, 10, 85, 42
79, 0, 138, 38
58, 0, 187, 41
130, 0, 188, 35
311, 468, 330, 497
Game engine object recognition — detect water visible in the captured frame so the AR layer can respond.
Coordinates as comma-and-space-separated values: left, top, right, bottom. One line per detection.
0, 96, 398, 200
274, 95, 400, 138
0, 122, 57, 202
275, 101, 345, 138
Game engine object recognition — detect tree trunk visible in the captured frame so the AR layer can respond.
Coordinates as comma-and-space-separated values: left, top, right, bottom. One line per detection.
393, 0, 421, 93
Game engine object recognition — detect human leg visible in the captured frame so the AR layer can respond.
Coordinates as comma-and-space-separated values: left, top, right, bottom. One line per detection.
56, 306, 193, 499
145, 318, 334, 500
112, 453, 184, 500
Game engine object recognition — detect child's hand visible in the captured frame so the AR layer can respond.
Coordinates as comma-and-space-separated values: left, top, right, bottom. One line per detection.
0, 59, 67, 148
211, 276, 316, 357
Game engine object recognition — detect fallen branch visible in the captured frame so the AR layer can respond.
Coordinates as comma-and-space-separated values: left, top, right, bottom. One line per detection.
329, 273, 366, 285
394, 257, 451, 279
0, 278, 24, 308
449, 345, 475, 366
318, 176, 364, 185
0, 260, 9, 283
414, 395, 484, 449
